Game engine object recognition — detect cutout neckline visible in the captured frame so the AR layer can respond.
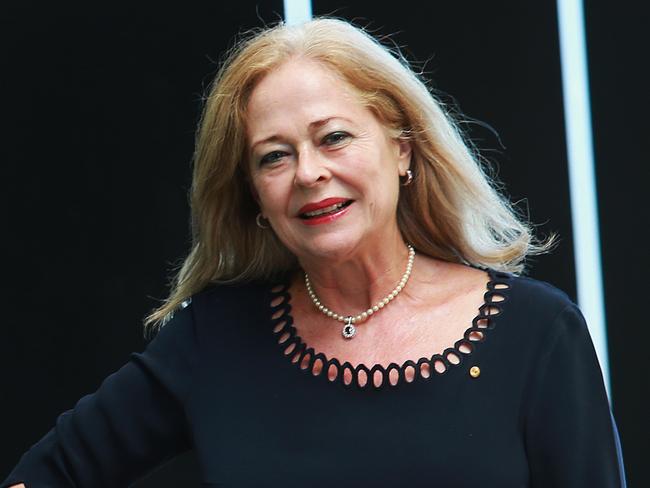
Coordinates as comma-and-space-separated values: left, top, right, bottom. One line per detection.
268, 268, 512, 390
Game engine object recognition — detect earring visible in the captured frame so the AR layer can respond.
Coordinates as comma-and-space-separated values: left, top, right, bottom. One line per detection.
256, 213, 270, 229
400, 169, 413, 187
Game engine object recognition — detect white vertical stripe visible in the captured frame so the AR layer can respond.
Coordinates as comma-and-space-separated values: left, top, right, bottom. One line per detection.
557, 0, 611, 398
283, 0, 312, 25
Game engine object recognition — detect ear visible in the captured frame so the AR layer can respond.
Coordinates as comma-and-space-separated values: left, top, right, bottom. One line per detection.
396, 139, 412, 175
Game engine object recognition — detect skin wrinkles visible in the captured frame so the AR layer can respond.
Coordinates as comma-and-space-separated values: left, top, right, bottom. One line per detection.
245, 57, 413, 318
245, 57, 490, 367
250, 116, 358, 155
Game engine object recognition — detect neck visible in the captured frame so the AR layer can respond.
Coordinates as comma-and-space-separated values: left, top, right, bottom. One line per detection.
299, 235, 412, 316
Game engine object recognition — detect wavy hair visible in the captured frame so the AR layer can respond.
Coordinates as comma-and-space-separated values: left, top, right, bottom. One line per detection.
144, 17, 553, 332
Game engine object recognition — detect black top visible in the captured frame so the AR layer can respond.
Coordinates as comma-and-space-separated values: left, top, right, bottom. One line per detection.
2, 269, 626, 487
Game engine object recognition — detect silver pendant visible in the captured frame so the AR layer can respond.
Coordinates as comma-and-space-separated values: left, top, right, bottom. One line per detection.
342, 316, 356, 339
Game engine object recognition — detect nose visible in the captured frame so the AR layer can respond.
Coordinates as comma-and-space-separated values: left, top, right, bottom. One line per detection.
293, 145, 331, 188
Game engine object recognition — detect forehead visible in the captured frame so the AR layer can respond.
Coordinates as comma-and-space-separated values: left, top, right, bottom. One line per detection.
245, 59, 370, 139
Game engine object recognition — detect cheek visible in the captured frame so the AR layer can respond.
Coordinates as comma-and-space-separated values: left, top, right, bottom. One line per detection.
367, 163, 400, 214
254, 175, 290, 214
351, 148, 398, 195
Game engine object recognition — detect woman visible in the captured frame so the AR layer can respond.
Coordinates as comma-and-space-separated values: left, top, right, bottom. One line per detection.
3, 18, 625, 487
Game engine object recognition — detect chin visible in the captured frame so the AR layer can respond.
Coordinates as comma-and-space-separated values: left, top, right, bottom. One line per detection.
294, 231, 363, 264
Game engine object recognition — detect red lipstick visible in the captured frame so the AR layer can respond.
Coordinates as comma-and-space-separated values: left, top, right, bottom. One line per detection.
297, 197, 354, 226
298, 197, 350, 215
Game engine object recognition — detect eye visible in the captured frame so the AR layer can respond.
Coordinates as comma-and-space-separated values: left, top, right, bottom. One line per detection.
322, 131, 350, 146
260, 150, 287, 166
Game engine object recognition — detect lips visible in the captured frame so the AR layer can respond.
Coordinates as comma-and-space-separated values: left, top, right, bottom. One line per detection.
298, 198, 354, 219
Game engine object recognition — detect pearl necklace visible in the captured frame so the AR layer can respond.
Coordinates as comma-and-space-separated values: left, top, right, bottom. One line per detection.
304, 244, 415, 339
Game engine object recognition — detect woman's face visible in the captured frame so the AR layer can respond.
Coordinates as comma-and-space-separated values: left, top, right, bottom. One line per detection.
246, 58, 411, 263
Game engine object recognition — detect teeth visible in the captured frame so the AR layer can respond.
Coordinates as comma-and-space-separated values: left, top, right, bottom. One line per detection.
304, 202, 346, 217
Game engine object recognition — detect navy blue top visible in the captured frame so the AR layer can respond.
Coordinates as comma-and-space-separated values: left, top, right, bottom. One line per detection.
2, 269, 626, 487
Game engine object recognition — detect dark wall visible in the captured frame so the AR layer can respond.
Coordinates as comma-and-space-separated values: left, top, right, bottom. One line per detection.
312, 1, 646, 484
585, 1, 648, 484
1, 2, 646, 486
0, 3, 284, 486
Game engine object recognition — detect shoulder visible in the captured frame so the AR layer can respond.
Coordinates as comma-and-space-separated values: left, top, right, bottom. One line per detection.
154, 279, 276, 334
422, 259, 575, 317
491, 270, 577, 319
192, 279, 276, 310
150, 279, 279, 354
487, 270, 593, 355
185, 278, 282, 334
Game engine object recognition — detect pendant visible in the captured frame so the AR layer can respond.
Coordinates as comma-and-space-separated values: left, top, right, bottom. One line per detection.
342, 316, 356, 339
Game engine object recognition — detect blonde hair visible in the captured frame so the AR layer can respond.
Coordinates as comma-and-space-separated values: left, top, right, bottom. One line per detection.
144, 17, 553, 332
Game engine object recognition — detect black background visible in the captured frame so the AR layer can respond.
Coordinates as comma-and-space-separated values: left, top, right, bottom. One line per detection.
1, 1, 646, 486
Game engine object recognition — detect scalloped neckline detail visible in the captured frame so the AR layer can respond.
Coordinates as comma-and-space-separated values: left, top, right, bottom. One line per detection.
268, 268, 512, 390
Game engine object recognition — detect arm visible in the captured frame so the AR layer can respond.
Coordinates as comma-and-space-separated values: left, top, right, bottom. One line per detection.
1, 303, 198, 488
524, 304, 626, 487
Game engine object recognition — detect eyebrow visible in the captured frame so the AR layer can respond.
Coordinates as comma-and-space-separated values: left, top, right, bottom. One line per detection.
250, 116, 351, 150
